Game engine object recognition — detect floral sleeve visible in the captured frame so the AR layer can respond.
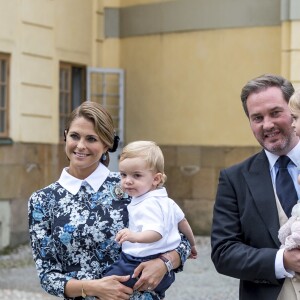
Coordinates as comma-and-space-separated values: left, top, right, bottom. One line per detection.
174, 233, 191, 272
28, 187, 68, 298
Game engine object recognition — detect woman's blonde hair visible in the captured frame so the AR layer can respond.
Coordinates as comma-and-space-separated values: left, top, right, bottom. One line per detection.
289, 89, 300, 114
120, 141, 167, 186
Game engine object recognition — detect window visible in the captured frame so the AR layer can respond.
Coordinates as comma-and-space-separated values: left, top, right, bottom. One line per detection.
0, 54, 9, 137
86, 67, 125, 171
59, 63, 86, 141
87, 68, 124, 143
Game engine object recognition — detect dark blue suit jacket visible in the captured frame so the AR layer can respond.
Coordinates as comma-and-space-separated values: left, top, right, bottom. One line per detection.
211, 150, 284, 299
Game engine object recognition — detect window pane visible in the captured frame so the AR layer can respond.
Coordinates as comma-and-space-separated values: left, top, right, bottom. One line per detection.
0, 111, 4, 132
0, 85, 5, 107
60, 94, 65, 113
59, 63, 85, 141
72, 67, 83, 109
64, 71, 69, 90
59, 116, 66, 138
0, 60, 6, 82
0, 54, 9, 136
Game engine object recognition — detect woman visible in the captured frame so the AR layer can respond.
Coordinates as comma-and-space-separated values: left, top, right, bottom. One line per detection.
28, 101, 190, 300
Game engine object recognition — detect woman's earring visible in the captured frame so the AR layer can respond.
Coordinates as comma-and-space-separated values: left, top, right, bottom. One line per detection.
101, 153, 107, 161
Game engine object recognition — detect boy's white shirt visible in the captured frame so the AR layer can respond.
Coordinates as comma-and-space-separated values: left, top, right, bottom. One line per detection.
122, 187, 184, 257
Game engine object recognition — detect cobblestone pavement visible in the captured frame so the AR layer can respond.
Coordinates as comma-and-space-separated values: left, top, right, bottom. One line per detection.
0, 236, 239, 300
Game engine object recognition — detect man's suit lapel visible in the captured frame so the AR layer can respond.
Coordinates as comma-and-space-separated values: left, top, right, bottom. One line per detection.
243, 151, 281, 247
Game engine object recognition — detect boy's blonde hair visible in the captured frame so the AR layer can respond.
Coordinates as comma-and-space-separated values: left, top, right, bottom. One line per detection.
289, 89, 300, 113
120, 141, 167, 186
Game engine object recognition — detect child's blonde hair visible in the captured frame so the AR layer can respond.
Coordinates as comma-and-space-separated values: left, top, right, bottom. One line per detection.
289, 89, 300, 113
120, 141, 167, 186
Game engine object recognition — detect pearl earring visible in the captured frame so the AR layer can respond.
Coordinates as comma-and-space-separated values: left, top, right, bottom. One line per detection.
101, 153, 107, 161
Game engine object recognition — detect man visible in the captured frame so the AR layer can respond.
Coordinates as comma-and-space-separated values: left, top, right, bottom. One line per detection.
211, 74, 300, 299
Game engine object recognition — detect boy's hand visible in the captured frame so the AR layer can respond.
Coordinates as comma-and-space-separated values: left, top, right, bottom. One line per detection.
188, 245, 198, 259
116, 228, 135, 244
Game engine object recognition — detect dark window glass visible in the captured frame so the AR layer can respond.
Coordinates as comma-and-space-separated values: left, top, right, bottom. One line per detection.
0, 54, 9, 137
59, 63, 86, 141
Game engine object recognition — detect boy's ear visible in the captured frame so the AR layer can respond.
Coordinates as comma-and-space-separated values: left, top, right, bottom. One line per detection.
153, 173, 163, 186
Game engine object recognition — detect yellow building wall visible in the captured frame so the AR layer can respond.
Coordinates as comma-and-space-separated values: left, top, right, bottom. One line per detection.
0, 0, 105, 247
117, 26, 281, 146
0, 0, 283, 147
282, 20, 300, 89
1, 0, 299, 244
119, 0, 174, 6
103, 0, 174, 7
0, 0, 103, 144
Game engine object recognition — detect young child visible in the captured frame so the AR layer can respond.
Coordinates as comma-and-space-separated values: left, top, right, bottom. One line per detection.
278, 89, 300, 250
290, 89, 300, 186
104, 140, 197, 299
290, 89, 300, 147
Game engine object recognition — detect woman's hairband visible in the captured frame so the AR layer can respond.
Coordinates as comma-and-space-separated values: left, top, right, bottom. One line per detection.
108, 135, 120, 153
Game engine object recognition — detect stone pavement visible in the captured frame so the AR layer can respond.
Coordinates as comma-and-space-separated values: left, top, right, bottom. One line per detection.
0, 236, 239, 300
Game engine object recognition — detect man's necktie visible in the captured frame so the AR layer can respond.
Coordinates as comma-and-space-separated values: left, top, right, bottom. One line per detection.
275, 155, 298, 217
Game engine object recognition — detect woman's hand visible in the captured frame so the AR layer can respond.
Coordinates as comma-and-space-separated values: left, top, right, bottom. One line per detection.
132, 258, 167, 292
92, 275, 133, 300
65, 275, 133, 300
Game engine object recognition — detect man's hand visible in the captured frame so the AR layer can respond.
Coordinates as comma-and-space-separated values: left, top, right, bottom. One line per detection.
132, 258, 166, 291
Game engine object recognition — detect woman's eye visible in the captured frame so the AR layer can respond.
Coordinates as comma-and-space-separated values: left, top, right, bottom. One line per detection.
70, 133, 79, 140
87, 136, 97, 142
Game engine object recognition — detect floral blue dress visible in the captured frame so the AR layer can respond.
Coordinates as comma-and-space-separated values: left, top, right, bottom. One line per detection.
28, 166, 190, 300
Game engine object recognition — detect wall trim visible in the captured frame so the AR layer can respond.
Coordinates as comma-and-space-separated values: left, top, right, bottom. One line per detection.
281, 0, 300, 21
105, 0, 282, 38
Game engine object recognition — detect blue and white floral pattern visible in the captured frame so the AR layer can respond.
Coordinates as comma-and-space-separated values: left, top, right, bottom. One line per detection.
28, 172, 190, 300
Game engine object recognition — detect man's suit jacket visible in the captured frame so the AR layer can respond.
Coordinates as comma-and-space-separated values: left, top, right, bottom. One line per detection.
211, 150, 284, 300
